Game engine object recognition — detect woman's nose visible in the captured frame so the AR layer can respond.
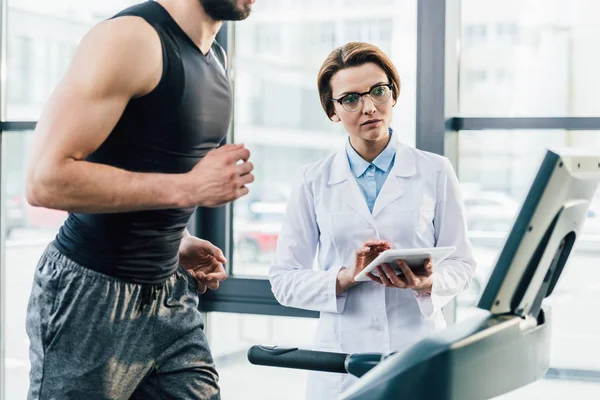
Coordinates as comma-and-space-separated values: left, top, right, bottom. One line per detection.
362, 95, 376, 114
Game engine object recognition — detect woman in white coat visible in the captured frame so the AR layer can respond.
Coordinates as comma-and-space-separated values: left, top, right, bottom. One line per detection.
268, 42, 476, 400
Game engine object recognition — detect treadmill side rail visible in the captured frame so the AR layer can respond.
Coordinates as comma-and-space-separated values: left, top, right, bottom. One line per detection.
341, 307, 552, 400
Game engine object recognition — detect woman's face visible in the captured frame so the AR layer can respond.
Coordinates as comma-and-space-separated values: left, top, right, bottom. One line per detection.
329, 62, 395, 143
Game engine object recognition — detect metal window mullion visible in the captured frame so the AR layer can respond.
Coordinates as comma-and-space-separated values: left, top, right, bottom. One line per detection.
443, 0, 461, 326
0, 131, 5, 400
0, 121, 36, 131
451, 117, 600, 131
0, 0, 8, 395
416, 0, 447, 155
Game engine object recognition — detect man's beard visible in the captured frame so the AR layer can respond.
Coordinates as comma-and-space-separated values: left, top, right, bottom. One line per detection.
200, 0, 251, 21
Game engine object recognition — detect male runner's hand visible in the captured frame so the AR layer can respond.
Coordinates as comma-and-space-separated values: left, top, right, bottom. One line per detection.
179, 236, 227, 294
187, 143, 254, 207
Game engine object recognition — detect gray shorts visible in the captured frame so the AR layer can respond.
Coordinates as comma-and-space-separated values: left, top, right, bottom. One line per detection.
25, 243, 220, 400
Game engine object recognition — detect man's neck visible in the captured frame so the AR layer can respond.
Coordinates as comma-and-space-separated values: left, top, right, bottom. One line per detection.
157, 0, 223, 55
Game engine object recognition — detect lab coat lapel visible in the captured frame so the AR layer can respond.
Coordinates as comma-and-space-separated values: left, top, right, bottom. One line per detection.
328, 151, 377, 228
372, 144, 417, 218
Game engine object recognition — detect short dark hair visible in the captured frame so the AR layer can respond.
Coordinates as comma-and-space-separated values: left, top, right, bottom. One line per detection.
317, 42, 401, 119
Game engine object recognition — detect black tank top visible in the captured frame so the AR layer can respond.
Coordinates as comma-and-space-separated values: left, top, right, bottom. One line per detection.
53, 1, 232, 284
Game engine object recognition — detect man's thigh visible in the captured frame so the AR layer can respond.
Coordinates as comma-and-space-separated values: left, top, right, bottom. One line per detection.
26, 245, 154, 400
131, 356, 220, 400
132, 268, 220, 400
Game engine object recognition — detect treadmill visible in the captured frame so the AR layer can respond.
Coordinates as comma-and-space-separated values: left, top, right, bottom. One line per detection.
247, 148, 600, 399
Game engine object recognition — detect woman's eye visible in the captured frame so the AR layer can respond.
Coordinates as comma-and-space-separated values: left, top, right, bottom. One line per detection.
343, 94, 359, 104
373, 87, 386, 97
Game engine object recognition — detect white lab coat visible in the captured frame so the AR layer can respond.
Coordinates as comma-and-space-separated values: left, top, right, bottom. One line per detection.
269, 141, 476, 400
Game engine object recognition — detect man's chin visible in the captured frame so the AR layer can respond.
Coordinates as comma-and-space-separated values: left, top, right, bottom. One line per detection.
201, 0, 252, 22
230, 6, 252, 21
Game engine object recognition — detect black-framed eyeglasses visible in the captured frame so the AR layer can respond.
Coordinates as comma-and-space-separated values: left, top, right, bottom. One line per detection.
331, 83, 393, 112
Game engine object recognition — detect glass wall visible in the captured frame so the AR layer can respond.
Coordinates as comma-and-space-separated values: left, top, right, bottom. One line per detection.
460, 0, 600, 117
7, 0, 141, 120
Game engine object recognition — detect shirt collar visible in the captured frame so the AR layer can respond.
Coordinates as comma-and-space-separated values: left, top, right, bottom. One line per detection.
345, 128, 397, 177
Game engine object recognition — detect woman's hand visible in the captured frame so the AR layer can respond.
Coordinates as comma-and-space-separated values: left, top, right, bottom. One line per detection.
336, 239, 392, 295
368, 259, 434, 294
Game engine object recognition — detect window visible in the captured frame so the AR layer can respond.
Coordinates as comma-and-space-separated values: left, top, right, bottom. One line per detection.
7, 36, 32, 104
6, 1, 138, 120
460, 0, 600, 117
256, 24, 282, 56
344, 0, 394, 5
464, 24, 488, 46
463, 69, 488, 86
344, 19, 394, 54
496, 22, 520, 44
306, 22, 337, 54
495, 68, 513, 82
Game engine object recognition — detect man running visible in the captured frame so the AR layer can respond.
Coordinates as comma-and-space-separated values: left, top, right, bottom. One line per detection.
24, 0, 255, 398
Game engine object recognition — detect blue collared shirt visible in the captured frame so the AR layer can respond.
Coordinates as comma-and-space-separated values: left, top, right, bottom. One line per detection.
346, 130, 397, 213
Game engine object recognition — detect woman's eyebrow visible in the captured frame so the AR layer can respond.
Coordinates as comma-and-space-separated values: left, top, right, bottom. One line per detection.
335, 81, 390, 98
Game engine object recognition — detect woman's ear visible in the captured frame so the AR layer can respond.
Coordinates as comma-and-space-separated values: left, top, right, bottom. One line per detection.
330, 113, 341, 122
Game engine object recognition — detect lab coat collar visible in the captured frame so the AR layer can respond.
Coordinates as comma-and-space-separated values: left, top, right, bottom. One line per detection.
371, 142, 417, 216
328, 135, 418, 222
391, 142, 417, 178
329, 136, 416, 185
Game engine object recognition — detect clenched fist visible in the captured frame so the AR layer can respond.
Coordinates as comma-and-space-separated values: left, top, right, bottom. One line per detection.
184, 143, 255, 207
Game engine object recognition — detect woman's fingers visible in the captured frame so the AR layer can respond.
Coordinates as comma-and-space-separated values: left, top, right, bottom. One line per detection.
396, 260, 417, 286
356, 246, 371, 257
367, 272, 383, 284
424, 258, 434, 276
382, 264, 406, 288
376, 266, 393, 287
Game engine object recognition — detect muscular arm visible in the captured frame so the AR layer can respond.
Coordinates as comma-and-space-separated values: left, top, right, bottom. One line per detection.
25, 17, 193, 214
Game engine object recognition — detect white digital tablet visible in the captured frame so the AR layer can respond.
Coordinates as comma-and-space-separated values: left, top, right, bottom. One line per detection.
353, 246, 456, 282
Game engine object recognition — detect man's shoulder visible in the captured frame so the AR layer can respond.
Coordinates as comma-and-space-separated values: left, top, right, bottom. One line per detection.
96, 15, 159, 45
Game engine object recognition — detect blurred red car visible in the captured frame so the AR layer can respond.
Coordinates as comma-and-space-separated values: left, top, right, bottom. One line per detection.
233, 185, 289, 263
